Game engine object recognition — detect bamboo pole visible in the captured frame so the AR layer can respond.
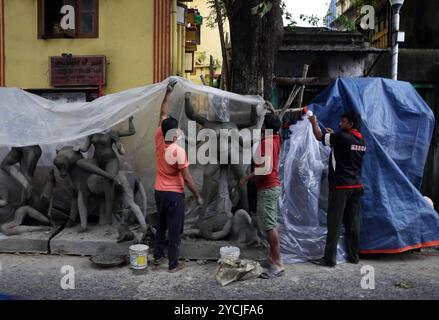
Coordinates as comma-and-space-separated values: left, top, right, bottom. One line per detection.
273, 76, 318, 86
296, 64, 309, 109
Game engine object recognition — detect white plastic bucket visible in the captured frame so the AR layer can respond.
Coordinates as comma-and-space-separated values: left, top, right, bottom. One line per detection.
129, 244, 149, 269
220, 246, 240, 261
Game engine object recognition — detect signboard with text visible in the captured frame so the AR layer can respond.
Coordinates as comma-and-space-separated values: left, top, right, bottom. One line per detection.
50, 55, 106, 87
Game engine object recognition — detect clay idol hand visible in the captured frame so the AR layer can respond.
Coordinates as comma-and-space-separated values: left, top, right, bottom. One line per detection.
256, 103, 266, 117
265, 101, 276, 113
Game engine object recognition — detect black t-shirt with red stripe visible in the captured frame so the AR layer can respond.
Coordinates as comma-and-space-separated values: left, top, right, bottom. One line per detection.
323, 129, 366, 189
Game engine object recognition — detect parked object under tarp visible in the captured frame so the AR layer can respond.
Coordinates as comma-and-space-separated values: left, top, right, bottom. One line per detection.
307, 77, 439, 253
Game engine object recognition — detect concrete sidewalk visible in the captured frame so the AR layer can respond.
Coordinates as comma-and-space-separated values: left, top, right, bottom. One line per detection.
0, 248, 438, 300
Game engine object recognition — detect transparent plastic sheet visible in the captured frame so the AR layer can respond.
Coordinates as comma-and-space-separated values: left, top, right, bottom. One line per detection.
0, 76, 264, 204
278, 120, 347, 264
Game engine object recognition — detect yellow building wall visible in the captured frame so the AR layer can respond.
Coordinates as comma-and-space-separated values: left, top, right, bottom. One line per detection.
188, 0, 228, 84
191, 0, 227, 65
4, 0, 155, 93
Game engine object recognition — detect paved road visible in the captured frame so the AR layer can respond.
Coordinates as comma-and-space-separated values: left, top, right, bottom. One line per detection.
0, 248, 438, 300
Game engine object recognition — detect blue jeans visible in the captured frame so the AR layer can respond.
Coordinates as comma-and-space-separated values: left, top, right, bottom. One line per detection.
153, 190, 185, 270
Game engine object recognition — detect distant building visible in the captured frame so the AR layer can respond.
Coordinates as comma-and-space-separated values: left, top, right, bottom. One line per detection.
325, 0, 337, 29
274, 27, 384, 108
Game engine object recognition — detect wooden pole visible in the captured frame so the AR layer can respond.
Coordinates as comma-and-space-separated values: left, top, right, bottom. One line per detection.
219, 59, 225, 90
200, 74, 207, 86
209, 55, 214, 87
214, 0, 229, 91
279, 64, 310, 120
296, 64, 309, 109
273, 76, 318, 86
279, 85, 301, 120
274, 107, 304, 114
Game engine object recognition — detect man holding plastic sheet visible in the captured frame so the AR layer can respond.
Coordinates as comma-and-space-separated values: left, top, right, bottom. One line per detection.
240, 109, 284, 278
309, 113, 366, 267
153, 79, 203, 273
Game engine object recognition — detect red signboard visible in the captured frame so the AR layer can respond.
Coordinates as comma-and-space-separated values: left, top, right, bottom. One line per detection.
50, 55, 106, 87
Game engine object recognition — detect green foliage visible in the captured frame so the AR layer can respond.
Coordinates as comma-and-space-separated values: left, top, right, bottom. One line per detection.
336, 14, 356, 31
338, 0, 381, 30
206, 0, 228, 29
281, 1, 297, 30
207, 1, 297, 29
206, 0, 380, 30
195, 51, 207, 65
296, 0, 381, 30
299, 14, 320, 27
251, 1, 273, 18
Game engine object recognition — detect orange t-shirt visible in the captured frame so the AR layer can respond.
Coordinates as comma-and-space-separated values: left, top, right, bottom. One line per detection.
154, 126, 189, 193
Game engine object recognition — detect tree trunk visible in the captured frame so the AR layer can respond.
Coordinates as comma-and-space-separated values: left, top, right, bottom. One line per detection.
214, 0, 230, 91
224, 0, 284, 99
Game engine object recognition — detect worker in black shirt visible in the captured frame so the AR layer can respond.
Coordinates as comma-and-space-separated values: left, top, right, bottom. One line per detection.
309, 112, 366, 267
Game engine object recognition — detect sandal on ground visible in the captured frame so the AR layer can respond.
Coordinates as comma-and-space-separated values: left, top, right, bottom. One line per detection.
260, 267, 285, 279
259, 259, 273, 269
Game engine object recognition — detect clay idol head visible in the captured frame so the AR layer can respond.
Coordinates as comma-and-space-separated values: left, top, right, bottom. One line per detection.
207, 94, 230, 123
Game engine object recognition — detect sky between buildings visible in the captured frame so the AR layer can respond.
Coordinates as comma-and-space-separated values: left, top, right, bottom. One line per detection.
284, 0, 330, 27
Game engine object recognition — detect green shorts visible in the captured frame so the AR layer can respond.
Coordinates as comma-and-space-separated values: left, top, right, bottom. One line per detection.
256, 186, 281, 231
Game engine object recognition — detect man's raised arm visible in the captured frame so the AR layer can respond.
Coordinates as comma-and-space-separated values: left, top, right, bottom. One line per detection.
159, 79, 178, 127
309, 115, 324, 141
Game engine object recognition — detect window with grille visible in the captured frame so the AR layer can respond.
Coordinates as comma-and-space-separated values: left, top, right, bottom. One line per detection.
38, 0, 99, 39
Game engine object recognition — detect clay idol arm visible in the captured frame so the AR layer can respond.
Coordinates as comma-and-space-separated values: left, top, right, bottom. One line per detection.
75, 159, 120, 183
209, 217, 233, 240
115, 141, 125, 155
0, 188, 8, 207
118, 116, 136, 137
111, 133, 126, 155
75, 136, 92, 153
185, 92, 207, 125
41, 169, 56, 201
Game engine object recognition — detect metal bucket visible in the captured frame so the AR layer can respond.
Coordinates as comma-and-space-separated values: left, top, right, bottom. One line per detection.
129, 244, 149, 269
220, 246, 240, 262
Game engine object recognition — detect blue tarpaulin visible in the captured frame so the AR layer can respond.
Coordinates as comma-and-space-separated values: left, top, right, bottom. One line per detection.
308, 77, 439, 253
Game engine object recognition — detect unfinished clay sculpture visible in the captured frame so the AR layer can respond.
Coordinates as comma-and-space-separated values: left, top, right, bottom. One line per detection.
54, 146, 148, 236
184, 166, 260, 244
73, 116, 136, 225
184, 93, 258, 218
0, 169, 55, 235
1, 145, 42, 203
